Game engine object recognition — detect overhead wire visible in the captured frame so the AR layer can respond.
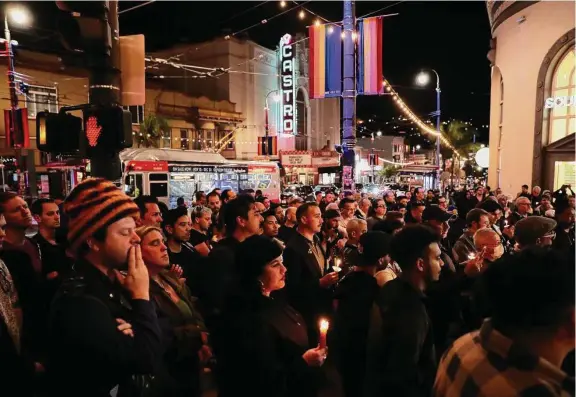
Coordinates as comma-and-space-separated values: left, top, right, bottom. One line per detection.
118, 1, 157, 15
358, 1, 406, 19
146, 0, 312, 71
219, 1, 271, 24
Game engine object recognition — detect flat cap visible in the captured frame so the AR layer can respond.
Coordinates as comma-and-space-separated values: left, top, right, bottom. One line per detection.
514, 216, 557, 245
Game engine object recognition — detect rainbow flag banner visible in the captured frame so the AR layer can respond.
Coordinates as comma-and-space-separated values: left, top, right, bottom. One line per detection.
357, 16, 384, 95
308, 24, 342, 99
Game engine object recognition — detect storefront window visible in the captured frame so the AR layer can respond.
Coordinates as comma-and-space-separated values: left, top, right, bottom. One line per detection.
553, 161, 576, 190
548, 48, 575, 144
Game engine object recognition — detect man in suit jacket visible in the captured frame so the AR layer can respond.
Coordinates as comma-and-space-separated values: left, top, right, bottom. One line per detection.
283, 202, 339, 342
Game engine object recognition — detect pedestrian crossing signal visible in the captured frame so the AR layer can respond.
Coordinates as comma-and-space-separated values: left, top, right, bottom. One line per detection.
81, 106, 133, 156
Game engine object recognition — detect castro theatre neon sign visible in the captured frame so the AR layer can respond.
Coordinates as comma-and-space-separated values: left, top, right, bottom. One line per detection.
280, 34, 296, 134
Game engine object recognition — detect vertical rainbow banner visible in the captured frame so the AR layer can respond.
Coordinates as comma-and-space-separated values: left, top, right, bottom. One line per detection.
308, 24, 342, 99
357, 16, 384, 95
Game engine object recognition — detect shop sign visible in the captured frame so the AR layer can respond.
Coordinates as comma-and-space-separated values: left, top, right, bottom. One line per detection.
312, 156, 339, 167
280, 34, 296, 134
282, 154, 312, 166
312, 150, 338, 157
545, 95, 575, 109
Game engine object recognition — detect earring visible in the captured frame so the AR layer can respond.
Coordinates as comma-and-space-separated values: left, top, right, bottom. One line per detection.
258, 280, 266, 294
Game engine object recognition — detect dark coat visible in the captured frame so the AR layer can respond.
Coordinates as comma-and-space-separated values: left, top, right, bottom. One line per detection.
282, 232, 330, 341
364, 278, 437, 397
217, 294, 321, 397
46, 259, 163, 397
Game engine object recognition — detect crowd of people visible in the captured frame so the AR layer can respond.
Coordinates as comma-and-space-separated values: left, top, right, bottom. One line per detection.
0, 179, 574, 397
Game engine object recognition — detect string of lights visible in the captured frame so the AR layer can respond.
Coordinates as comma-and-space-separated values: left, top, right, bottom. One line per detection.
382, 79, 468, 160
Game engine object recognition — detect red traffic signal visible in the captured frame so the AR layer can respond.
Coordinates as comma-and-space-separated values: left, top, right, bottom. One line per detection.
81, 106, 133, 156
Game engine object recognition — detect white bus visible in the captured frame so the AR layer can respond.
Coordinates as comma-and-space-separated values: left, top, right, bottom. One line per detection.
119, 148, 280, 207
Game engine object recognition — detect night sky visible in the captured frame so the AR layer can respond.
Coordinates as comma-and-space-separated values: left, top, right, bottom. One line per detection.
8, 1, 492, 142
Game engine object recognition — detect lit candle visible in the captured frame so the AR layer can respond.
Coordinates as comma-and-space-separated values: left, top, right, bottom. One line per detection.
467, 253, 476, 260
333, 258, 342, 273
319, 319, 329, 349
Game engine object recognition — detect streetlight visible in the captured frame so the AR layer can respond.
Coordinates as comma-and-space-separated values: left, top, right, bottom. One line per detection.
3, 5, 33, 194
7, 7, 31, 27
415, 69, 441, 189
264, 90, 280, 157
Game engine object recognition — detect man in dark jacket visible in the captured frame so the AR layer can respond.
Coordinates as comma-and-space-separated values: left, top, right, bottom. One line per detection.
365, 225, 443, 397
283, 202, 338, 343
202, 194, 262, 322
334, 231, 391, 397
46, 178, 163, 397
31, 198, 73, 301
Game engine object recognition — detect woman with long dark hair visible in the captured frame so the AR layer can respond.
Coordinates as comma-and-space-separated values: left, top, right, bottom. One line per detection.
216, 235, 327, 397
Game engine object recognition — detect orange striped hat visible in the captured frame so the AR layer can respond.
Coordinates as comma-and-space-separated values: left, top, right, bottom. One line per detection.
64, 178, 140, 255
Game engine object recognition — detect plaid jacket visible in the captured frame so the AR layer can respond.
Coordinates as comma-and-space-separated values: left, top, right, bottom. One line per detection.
434, 320, 575, 397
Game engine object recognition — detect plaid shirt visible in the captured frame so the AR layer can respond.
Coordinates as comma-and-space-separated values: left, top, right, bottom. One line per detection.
434, 320, 575, 397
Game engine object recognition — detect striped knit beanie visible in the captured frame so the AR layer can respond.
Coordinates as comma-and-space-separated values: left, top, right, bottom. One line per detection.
64, 178, 140, 255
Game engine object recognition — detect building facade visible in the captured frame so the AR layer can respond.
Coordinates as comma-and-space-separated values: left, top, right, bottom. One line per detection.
150, 33, 341, 162
354, 136, 406, 183
0, 50, 245, 196
486, 1, 575, 193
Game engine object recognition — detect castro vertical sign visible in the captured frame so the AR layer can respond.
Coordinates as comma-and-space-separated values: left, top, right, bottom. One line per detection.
280, 34, 295, 134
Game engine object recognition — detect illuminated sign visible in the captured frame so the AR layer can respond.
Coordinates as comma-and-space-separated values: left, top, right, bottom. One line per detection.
545, 95, 575, 109
280, 34, 295, 134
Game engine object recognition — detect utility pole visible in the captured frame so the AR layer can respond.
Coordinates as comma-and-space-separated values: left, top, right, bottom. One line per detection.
87, 0, 122, 180
435, 79, 441, 190
4, 15, 37, 196
341, 0, 356, 191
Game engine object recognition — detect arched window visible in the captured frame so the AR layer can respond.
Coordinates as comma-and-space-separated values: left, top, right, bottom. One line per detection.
548, 48, 575, 144
295, 89, 308, 150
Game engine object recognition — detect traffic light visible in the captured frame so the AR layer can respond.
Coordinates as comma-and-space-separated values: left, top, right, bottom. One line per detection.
36, 111, 82, 153
81, 106, 133, 156
368, 153, 377, 166
55, 1, 111, 56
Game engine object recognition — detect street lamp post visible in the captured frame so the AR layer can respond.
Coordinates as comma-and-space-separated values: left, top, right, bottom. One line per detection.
416, 69, 441, 190
2, 7, 35, 196
264, 90, 280, 157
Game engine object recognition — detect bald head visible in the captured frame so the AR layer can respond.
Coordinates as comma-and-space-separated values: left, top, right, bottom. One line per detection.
346, 218, 367, 243
359, 198, 371, 214
284, 207, 297, 226
474, 228, 499, 249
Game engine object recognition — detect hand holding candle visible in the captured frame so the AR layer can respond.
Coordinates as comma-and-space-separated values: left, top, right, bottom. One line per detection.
319, 319, 329, 349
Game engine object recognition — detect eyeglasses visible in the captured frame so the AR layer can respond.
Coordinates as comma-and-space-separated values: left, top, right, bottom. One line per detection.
542, 232, 556, 240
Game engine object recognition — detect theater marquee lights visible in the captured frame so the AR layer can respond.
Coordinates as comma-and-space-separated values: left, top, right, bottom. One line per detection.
279, 33, 296, 134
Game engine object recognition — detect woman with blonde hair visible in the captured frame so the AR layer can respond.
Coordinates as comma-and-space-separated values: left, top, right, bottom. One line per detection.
135, 225, 211, 397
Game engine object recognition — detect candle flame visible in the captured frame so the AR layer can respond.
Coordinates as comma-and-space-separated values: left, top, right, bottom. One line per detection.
319, 319, 329, 331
